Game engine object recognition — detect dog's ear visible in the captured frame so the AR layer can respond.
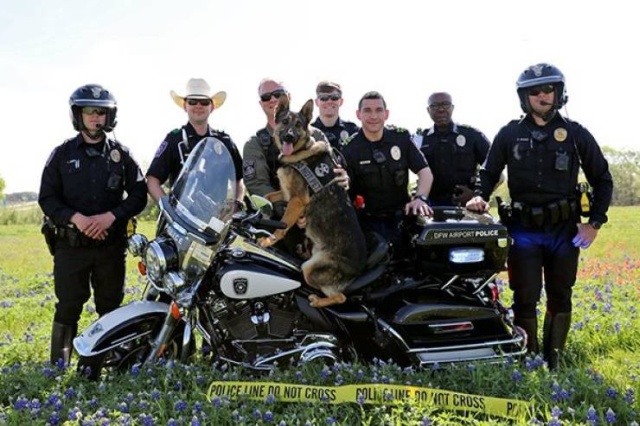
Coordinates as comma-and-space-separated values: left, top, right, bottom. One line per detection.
275, 96, 290, 121
301, 99, 314, 124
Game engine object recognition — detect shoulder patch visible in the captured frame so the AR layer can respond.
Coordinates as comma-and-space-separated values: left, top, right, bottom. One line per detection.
243, 160, 256, 180
154, 140, 168, 158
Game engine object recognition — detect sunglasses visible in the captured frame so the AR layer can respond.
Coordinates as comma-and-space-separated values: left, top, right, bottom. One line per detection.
259, 90, 287, 102
81, 107, 107, 116
318, 94, 341, 102
186, 98, 212, 106
528, 84, 555, 96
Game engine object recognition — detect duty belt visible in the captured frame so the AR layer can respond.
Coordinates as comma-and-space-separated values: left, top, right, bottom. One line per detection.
498, 199, 578, 228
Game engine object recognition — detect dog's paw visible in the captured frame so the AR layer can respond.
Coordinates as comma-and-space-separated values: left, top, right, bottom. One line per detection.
308, 294, 321, 308
259, 236, 277, 248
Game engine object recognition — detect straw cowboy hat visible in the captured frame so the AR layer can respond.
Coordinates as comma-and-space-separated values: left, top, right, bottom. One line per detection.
170, 78, 226, 109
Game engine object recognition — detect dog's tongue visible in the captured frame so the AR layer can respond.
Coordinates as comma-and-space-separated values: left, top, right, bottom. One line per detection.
282, 142, 294, 156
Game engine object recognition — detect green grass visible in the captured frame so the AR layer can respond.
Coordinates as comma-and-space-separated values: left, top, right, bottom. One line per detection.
0, 208, 638, 425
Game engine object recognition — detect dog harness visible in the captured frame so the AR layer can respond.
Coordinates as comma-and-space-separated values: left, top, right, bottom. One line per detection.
287, 151, 339, 195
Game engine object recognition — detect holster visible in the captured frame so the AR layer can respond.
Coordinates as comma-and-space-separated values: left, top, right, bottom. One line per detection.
41, 217, 57, 256
496, 197, 512, 225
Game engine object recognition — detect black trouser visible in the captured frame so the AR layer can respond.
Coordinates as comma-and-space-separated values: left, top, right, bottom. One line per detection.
506, 219, 580, 320
53, 242, 127, 325
360, 211, 407, 259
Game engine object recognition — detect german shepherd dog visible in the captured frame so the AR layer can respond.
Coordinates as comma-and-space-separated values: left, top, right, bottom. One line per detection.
261, 96, 367, 308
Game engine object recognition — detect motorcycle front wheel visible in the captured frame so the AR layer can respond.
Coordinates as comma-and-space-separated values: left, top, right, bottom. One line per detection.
77, 322, 187, 380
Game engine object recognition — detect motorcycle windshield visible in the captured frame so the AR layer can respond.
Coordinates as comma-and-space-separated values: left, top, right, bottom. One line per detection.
170, 137, 237, 234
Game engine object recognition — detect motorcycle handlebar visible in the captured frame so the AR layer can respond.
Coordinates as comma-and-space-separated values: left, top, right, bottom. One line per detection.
256, 218, 287, 229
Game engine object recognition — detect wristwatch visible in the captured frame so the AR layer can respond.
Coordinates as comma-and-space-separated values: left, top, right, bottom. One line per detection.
413, 194, 428, 203
588, 220, 602, 230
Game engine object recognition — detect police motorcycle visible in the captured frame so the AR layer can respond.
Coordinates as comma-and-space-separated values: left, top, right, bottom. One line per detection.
73, 137, 526, 378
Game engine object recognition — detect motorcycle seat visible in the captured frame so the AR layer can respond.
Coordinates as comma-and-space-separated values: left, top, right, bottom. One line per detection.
343, 232, 390, 295
364, 231, 390, 270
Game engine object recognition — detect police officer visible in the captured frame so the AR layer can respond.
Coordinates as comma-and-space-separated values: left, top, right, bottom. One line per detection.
147, 78, 244, 203
243, 78, 348, 258
342, 91, 434, 253
412, 92, 491, 206
311, 81, 359, 150
38, 84, 147, 366
466, 64, 613, 369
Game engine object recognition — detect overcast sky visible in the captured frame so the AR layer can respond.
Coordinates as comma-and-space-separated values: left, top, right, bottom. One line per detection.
1, 0, 637, 193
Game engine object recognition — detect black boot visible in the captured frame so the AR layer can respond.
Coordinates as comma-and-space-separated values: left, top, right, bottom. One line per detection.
50, 322, 77, 366
515, 317, 539, 354
542, 312, 572, 370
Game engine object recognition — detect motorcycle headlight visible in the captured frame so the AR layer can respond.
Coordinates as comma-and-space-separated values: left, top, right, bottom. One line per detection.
128, 233, 148, 257
145, 239, 179, 281
162, 271, 187, 293
449, 247, 484, 264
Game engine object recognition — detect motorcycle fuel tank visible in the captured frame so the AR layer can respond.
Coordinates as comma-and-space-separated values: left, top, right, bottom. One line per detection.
218, 264, 301, 299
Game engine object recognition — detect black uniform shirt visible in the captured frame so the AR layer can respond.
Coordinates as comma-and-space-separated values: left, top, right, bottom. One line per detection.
38, 134, 147, 227
479, 114, 613, 224
342, 127, 428, 214
311, 117, 359, 150
147, 122, 243, 188
415, 122, 490, 205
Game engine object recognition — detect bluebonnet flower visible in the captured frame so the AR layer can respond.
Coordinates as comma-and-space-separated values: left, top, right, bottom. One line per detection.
191, 416, 201, 426
265, 394, 276, 404
13, 396, 28, 410
49, 410, 61, 425
118, 402, 129, 413
68, 407, 81, 421
614, 322, 621, 333
174, 400, 188, 412
326, 417, 336, 424
551, 406, 562, 418
420, 417, 432, 426
196, 375, 205, 385
278, 421, 287, 426
194, 401, 203, 412
253, 409, 262, 419
357, 393, 366, 405
586, 405, 598, 424
150, 389, 161, 400
548, 419, 561, 426
512, 370, 523, 382
137, 400, 149, 410
211, 396, 222, 408
320, 366, 331, 379
606, 408, 616, 423
606, 387, 618, 399
167, 419, 178, 426
139, 413, 155, 426
130, 365, 140, 376
624, 388, 636, 404
263, 411, 274, 422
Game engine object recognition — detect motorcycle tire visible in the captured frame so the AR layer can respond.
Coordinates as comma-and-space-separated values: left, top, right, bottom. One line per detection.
77, 322, 188, 380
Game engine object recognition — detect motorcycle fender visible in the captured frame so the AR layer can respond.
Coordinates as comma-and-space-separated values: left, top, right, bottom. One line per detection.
74, 301, 170, 357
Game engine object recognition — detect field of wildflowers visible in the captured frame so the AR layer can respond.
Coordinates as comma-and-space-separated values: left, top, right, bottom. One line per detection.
0, 207, 638, 425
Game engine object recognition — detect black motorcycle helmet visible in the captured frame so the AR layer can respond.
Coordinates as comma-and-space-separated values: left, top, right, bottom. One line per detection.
69, 84, 118, 132
516, 63, 568, 114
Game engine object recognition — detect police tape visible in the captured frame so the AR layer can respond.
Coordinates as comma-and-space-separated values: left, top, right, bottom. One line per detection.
207, 381, 532, 420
